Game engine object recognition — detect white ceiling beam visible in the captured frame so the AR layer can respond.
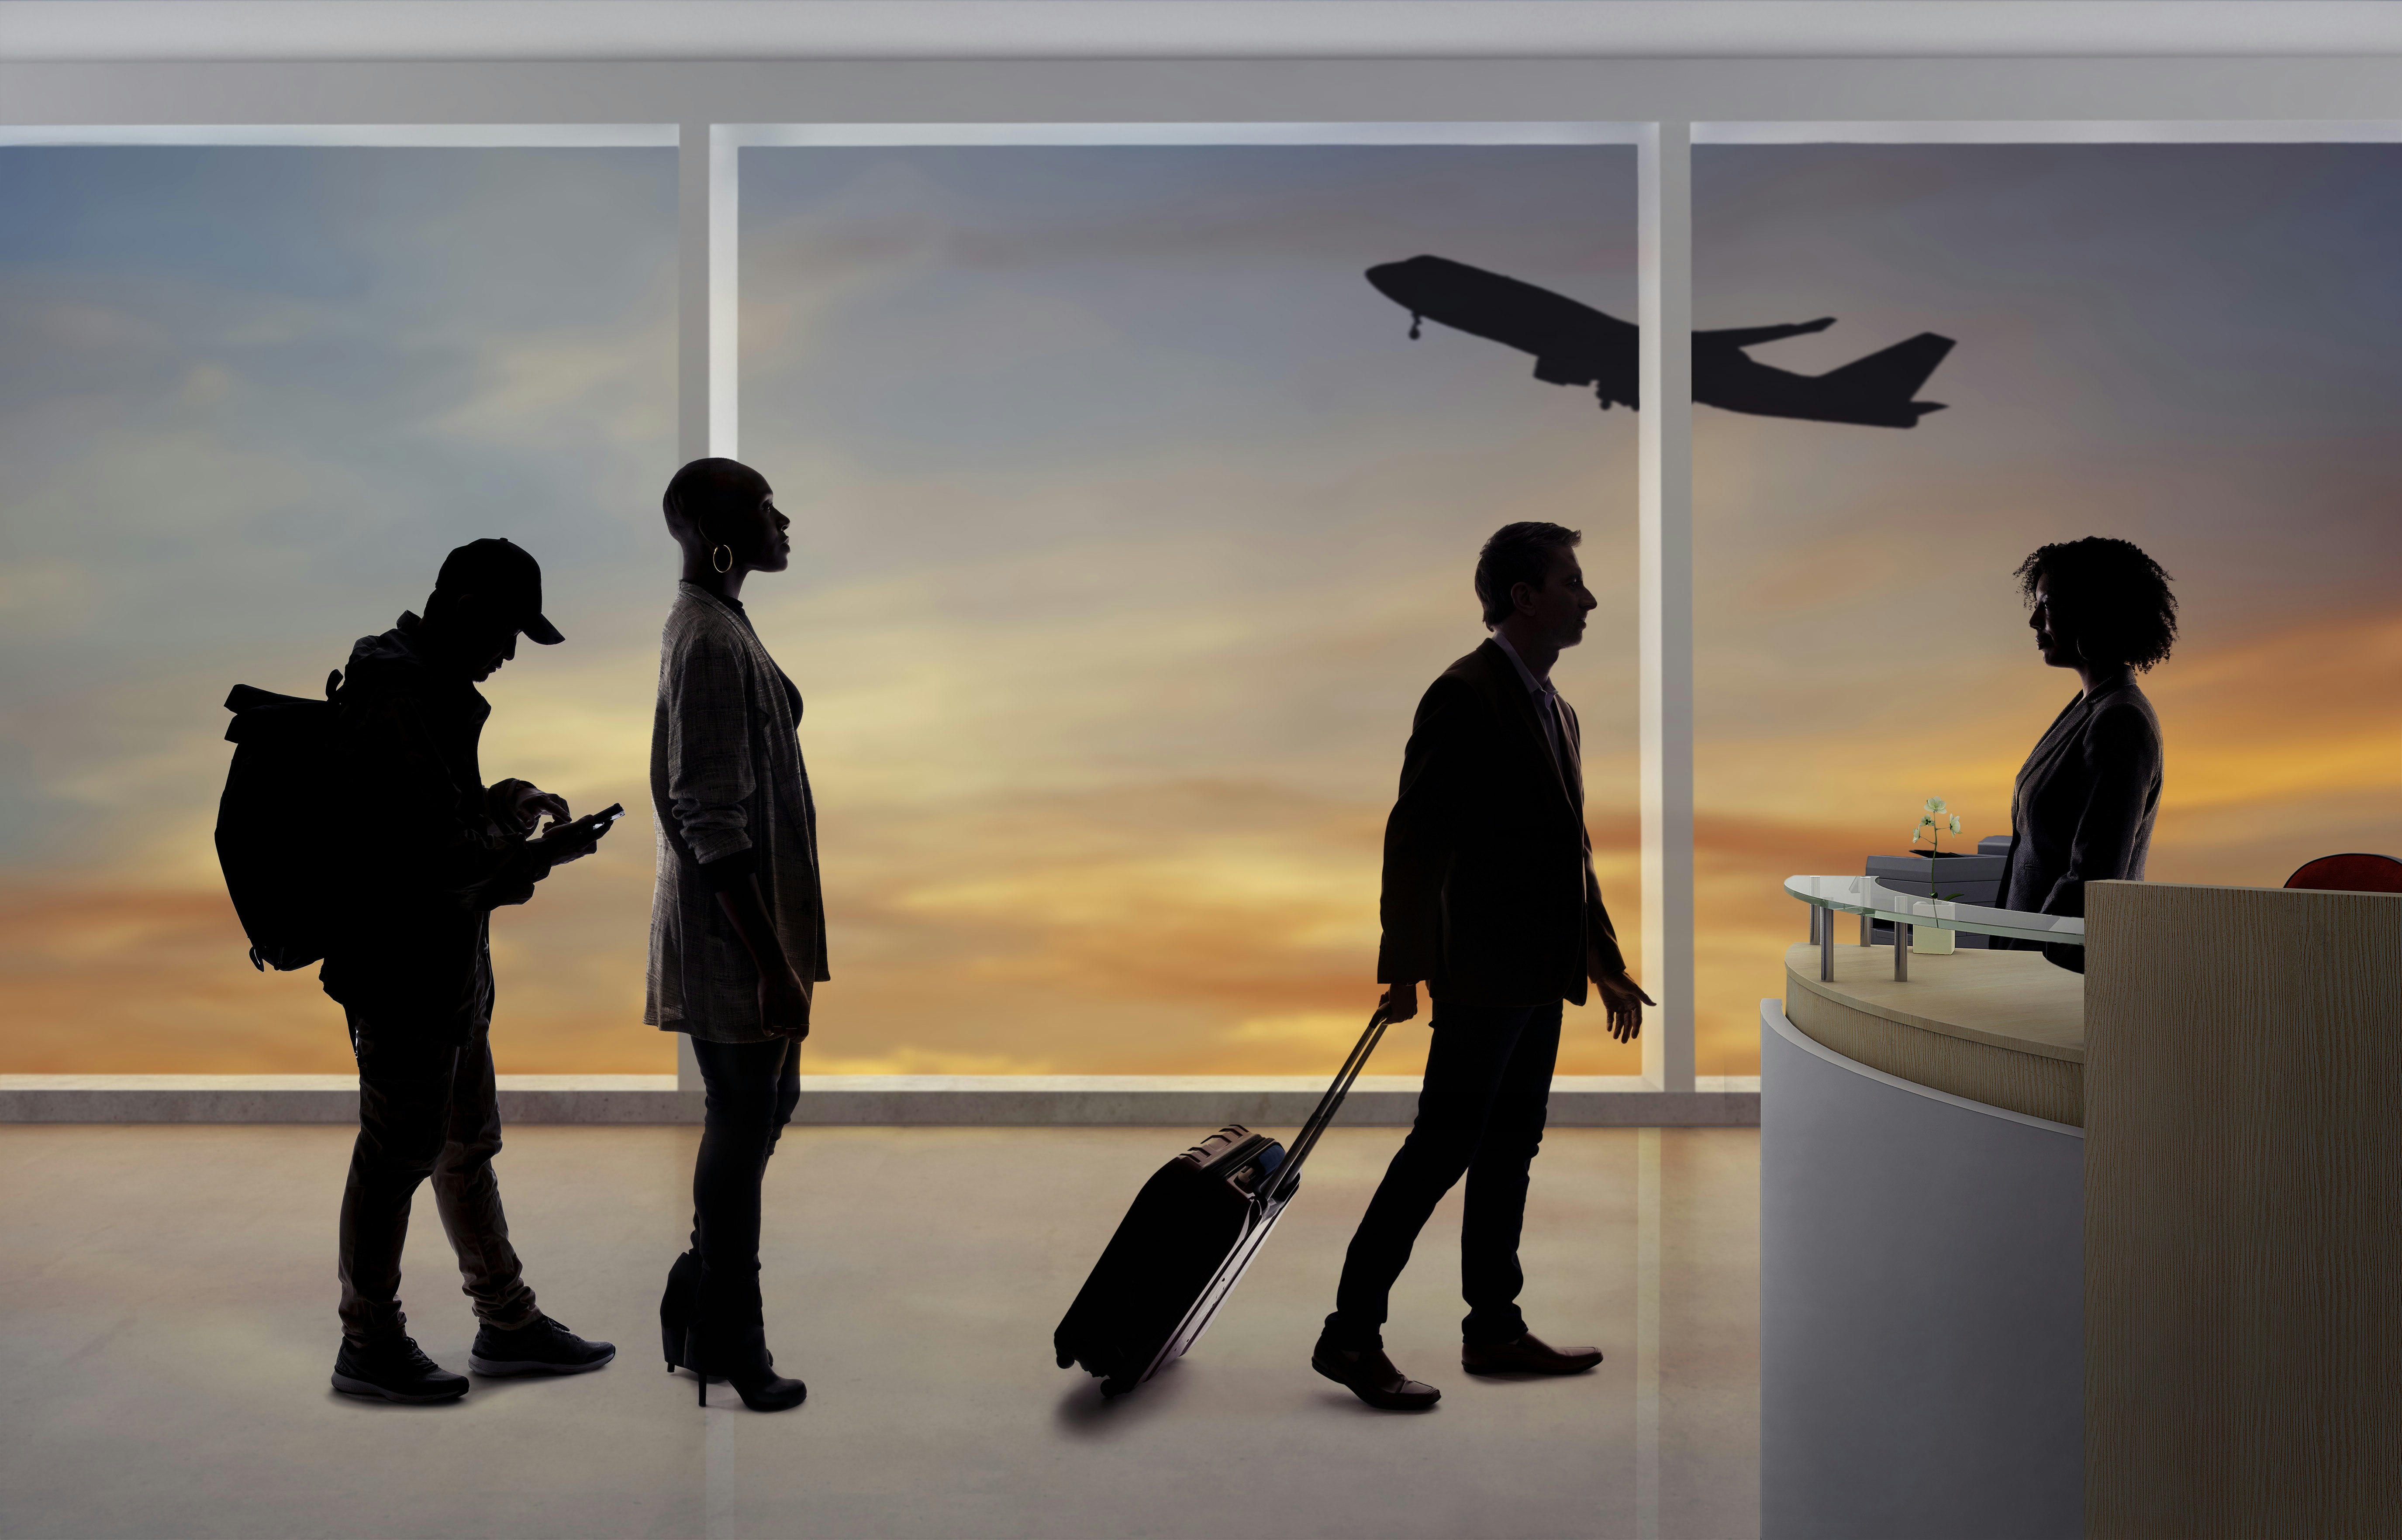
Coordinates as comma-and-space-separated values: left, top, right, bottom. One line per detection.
7, 1, 2402, 64
0, 122, 677, 145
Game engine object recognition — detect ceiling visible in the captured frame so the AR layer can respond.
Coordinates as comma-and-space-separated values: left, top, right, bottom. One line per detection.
4, 0, 2398, 64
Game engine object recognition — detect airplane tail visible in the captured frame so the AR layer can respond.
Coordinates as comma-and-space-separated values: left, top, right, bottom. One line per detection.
1818, 331, 1954, 401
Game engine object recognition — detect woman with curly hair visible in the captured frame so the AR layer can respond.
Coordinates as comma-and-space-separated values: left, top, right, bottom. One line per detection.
1998, 536, 2175, 973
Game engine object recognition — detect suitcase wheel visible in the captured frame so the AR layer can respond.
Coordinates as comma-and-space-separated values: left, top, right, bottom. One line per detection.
1056, 1352, 1075, 1369
1100, 1376, 1136, 1399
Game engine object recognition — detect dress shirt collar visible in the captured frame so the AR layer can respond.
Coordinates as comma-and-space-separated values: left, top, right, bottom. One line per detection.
1489, 628, 1556, 702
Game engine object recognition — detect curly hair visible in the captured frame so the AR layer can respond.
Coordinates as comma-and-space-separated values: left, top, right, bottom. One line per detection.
1474, 521, 1582, 627
2014, 536, 2178, 673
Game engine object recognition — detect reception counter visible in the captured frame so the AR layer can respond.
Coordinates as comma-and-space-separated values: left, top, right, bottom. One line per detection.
1769, 876, 2402, 1539
1763, 933, 2086, 1540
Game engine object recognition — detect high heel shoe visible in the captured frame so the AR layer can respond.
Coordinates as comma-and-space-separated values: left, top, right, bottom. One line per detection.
659, 1250, 704, 1372
686, 1282, 805, 1413
665, 1251, 778, 1377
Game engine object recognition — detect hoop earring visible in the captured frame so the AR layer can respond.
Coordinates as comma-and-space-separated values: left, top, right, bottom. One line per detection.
712, 544, 734, 575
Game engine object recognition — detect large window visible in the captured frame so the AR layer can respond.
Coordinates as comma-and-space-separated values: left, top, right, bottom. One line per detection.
739, 145, 1641, 1075
39, 132, 2378, 1085
0, 146, 676, 1072
1693, 143, 2402, 1075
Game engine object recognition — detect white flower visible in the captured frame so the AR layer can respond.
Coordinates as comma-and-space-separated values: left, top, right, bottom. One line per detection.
1949, 814, 1962, 835
1925, 796, 1948, 814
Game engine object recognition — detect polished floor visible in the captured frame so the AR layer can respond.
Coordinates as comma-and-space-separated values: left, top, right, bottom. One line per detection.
0, 1124, 1759, 1540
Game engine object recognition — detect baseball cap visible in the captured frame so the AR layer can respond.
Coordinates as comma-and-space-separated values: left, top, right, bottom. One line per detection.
434, 538, 564, 645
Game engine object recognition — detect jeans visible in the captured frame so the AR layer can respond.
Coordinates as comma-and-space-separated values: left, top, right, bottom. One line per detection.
337, 1009, 540, 1345
687, 1035, 803, 1318
1325, 998, 1562, 1351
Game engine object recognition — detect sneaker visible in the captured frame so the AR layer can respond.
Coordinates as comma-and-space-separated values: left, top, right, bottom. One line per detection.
469, 1313, 617, 1377
332, 1335, 470, 1404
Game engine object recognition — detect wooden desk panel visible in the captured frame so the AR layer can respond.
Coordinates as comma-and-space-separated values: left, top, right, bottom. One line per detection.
2084, 881, 2402, 1539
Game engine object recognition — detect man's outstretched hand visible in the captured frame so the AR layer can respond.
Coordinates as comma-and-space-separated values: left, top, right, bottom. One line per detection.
1596, 971, 1655, 1043
1381, 974, 1650, 1038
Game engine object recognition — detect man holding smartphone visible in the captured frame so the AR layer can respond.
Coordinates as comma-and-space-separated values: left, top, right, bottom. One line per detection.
319, 537, 619, 1404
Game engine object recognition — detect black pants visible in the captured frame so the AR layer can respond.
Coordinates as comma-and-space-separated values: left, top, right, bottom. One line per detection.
1325, 998, 1562, 1351
687, 1036, 803, 1317
337, 1010, 540, 1345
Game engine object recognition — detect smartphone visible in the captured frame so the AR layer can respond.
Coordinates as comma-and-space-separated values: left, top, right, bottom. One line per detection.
542, 803, 624, 842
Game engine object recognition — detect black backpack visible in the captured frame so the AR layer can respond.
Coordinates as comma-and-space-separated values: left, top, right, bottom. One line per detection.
216, 671, 343, 972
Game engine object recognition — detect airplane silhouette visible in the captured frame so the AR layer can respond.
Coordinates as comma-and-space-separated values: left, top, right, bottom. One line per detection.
1366, 255, 1954, 428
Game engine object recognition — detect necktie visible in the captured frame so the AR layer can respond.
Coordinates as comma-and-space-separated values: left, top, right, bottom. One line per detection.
1538, 688, 1574, 790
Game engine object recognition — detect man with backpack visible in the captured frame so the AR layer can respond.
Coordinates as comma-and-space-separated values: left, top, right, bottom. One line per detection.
318, 537, 619, 1403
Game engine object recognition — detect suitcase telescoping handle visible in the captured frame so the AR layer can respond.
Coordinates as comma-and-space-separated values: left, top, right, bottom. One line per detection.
1260, 1004, 1394, 1207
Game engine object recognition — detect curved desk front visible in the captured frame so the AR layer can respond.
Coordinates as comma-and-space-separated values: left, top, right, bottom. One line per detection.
1763, 941, 2085, 1540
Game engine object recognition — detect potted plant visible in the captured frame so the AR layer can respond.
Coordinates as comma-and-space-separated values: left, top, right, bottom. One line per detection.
1908, 797, 1966, 954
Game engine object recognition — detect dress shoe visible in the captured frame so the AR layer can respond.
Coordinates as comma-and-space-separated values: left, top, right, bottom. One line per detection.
331, 1334, 469, 1403
1461, 1331, 1602, 1376
468, 1313, 616, 1377
1311, 1338, 1440, 1411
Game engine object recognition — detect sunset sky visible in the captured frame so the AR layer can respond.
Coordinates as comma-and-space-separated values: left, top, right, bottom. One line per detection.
734, 145, 1639, 1079
1689, 144, 2402, 1066
3, 142, 2394, 1077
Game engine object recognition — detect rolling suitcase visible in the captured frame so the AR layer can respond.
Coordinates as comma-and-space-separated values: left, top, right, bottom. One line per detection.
1054, 1006, 1395, 1397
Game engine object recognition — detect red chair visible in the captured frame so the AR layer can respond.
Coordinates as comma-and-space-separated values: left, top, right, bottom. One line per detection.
2283, 853, 2402, 892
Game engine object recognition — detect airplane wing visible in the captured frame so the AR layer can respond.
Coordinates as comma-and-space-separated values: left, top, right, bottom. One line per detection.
1698, 331, 1956, 427
1695, 318, 1836, 349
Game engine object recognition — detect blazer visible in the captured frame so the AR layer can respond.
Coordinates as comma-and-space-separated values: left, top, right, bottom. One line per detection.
1998, 668, 2164, 974
645, 583, 829, 1043
1377, 638, 1626, 1007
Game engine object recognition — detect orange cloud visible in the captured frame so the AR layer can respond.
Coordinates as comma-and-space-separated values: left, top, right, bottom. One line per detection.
1687, 602, 2402, 1073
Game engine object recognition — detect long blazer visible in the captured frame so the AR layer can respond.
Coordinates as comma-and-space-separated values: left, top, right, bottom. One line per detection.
1998, 668, 2163, 974
1377, 638, 1626, 1007
645, 582, 828, 1042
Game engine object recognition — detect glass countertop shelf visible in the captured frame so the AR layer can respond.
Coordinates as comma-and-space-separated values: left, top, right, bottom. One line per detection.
1784, 874, 2086, 947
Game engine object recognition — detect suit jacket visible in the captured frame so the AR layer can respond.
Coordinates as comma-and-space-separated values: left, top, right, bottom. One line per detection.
1999, 668, 2164, 974
1377, 638, 1626, 1007
645, 583, 829, 1043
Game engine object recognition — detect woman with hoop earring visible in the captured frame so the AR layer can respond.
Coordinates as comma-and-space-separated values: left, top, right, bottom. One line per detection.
646, 456, 821, 1412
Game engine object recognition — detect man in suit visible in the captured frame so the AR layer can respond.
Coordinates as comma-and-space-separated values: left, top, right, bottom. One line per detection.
1313, 521, 1653, 1412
